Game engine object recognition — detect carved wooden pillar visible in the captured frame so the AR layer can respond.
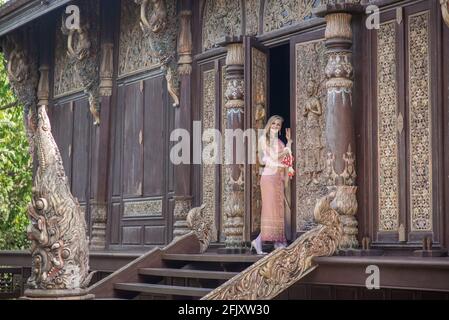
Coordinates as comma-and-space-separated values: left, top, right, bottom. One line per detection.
221, 37, 246, 252
173, 1, 193, 238
315, 3, 362, 249
90, 0, 116, 251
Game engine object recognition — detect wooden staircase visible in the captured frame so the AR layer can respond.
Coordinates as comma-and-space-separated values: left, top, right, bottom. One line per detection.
112, 253, 259, 299
89, 234, 260, 300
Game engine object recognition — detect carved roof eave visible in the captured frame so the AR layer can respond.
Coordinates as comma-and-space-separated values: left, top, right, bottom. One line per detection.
0, 0, 71, 37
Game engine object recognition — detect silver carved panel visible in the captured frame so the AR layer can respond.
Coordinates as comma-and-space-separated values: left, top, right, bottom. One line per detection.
123, 200, 163, 218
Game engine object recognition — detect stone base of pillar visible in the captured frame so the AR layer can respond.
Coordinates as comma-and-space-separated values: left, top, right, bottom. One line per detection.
90, 202, 107, 251
173, 197, 192, 238
330, 186, 359, 250
22, 289, 95, 300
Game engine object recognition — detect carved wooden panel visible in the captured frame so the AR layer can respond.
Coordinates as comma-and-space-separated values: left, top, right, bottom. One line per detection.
245, 0, 261, 36
123, 200, 163, 218
251, 47, 267, 235
53, 27, 83, 97
377, 21, 400, 232
263, 0, 315, 33
202, 0, 242, 51
221, 65, 231, 241
408, 11, 432, 232
118, 0, 160, 76
295, 39, 327, 232
202, 69, 217, 240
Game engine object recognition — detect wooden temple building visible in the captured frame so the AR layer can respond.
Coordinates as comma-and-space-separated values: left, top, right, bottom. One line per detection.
1, 0, 449, 300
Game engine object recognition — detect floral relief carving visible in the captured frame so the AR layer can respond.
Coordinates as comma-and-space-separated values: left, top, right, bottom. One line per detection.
251, 48, 267, 235
202, 70, 217, 241
408, 12, 432, 232
245, 0, 260, 35
377, 21, 399, 232
54, 26, 83, 98
202, 0, 242, 51
263, 0, 315, 33
119, 0, 160, 76
295, 40, 328, 232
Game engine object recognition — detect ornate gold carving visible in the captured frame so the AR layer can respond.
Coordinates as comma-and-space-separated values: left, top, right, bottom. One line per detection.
54, 26, 83, 97
27, 105, 92, 291
100, 43, 114, 97
225, 43, 245, 66
331, 186, 358, 249
263, 0, 314, 33
135, 0, 179, 106
251, 48, 267, 235
202, 70, 217, 241
118, 0, 160, 76
325, 53, 353, 86
221, 65, 231, 241
245, 0, 260, 35
295, 40, 328, 232
223, 166, 245, 247
202, 192, 343, 300
173, 198, 192, 237
202, 0, 242, 51
441, 0, 449, 27
123, 200, 163, 217
408, 12, 432, 232
2, 32, 39, 156
60, 1, 101, 125
136, 0, 167, 33
325, 145, 356, 186
324, 13, 352, 40
90, 203, 107, 250
377, 21, 399, 232
187, 204, 213, 253
178, 10, 193, 75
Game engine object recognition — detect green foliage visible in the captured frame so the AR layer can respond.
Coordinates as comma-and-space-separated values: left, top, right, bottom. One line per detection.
0, 53, 32, 250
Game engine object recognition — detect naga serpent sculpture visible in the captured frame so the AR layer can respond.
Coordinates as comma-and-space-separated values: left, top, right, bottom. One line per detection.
26, 105, 92, 293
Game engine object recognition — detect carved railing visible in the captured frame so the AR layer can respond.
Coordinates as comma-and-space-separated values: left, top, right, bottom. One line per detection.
0, 267, 25, 299
202, 192, 343, 300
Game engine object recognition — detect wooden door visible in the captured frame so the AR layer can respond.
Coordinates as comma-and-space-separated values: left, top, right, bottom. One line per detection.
244, 37, 269, 241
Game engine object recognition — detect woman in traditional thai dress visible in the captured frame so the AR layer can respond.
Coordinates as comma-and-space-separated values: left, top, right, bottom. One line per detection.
251, 115, 294, 254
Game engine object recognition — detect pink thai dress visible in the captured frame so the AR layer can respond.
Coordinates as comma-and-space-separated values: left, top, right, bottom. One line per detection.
260, 138, 287, 243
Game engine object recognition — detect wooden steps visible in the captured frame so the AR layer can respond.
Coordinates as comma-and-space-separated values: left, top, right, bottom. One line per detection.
105, 252, 260, 300
139, 268, 238, 280
162, 253, 260, 263
114, 283, 213, 297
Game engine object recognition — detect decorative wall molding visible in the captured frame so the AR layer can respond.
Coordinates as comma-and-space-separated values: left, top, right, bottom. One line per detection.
295, 39, 328, 233
123, 200, 163, 218
203, 192, 343, 300
377, 21, 399, 232
202, 0, 242, 51
408, 11, 432, 232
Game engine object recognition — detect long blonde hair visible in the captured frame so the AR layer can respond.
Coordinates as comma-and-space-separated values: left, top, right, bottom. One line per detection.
263, 115, 284, 147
